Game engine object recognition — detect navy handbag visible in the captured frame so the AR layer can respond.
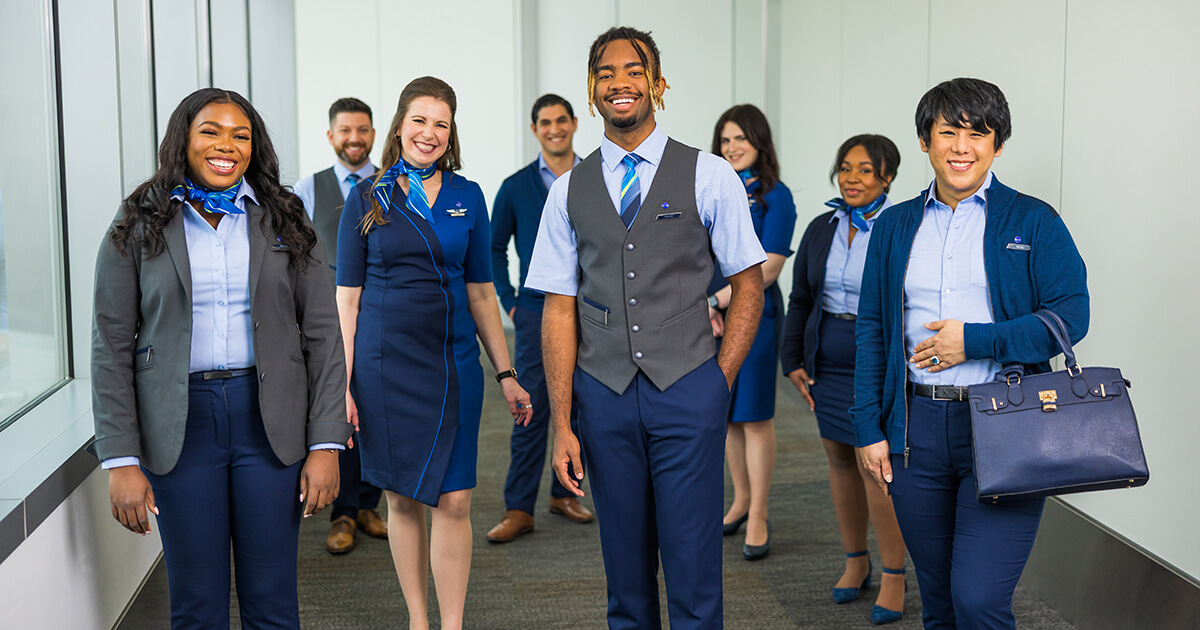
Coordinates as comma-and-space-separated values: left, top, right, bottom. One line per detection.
968, 310, 1149, 503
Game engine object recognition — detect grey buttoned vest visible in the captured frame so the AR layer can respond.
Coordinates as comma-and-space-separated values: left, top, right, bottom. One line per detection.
567, 138, 716, 394
312, 166, 376, 282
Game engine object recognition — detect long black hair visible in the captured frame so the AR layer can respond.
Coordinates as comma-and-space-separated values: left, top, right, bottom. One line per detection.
109, 87, 317, 270
711, 104, 780, 197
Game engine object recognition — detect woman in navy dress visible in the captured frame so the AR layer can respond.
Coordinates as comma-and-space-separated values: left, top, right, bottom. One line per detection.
708, 104, 796, 561
336, 76, 531, 630
780, 135, 908, 624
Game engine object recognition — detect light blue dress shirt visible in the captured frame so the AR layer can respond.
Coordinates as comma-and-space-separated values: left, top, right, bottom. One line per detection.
293, 161, 377, 219
821, 195, 893, 315
537, 153, 580, 192
904, 171, 1002, 386
525, 125, 766, 296
103, 182, 340, 470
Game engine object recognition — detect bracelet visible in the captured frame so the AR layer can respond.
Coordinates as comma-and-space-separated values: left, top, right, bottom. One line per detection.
495, 368, 518, 383
708, 294, 720, 309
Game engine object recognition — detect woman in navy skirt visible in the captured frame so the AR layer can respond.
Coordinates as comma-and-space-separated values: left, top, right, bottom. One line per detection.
780, 135, 909, 624
336, 76, 531, 630
708, 105, 796, 561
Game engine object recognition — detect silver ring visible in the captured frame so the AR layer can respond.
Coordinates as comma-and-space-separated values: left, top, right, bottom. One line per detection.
931, 356, 941, 366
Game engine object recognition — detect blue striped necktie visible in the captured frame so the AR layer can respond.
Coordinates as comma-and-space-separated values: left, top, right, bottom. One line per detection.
619, 153, 644, 229
343, 173, 360, 201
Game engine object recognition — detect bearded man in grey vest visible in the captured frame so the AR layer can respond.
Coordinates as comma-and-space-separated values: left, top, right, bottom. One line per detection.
526, 27, 766, 630
293, 97, 386, 554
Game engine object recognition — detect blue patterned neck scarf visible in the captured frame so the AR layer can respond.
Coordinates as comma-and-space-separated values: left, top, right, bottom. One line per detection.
374, 160, 438, 222
737, 168, 757, 186
825, 194, 886, 232
172, 177, 244, 215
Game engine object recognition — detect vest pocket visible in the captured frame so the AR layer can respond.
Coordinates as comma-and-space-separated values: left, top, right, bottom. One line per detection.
580, 296, 610, 327
659, 299, 705, 328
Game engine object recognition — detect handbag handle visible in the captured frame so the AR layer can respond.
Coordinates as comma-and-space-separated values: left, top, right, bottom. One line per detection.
995, 309, 1078, 382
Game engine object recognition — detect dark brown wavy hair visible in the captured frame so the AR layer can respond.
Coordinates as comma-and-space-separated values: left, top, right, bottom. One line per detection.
362, 76, 462, 233
711, 104, 780, 200
108, 88, 316, 270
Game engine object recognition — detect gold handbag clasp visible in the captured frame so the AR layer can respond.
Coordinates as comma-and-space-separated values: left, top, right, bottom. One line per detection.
1039, 389, 1058, 412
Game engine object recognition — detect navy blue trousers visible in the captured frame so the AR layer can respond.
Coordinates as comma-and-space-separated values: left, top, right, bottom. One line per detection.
503, 304, 580, 513
574, 358, 730, 630
890, 395, 1045, 630
144, 373, 304, 630
330, 438, 382, 521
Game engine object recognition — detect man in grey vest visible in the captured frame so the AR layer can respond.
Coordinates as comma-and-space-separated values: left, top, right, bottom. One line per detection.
526, 27, 766, 630
293, 97, 385, 554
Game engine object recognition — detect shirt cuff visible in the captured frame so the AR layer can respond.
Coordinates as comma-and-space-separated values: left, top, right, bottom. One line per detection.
309, 443, 345, 451
101, 457, 140, 470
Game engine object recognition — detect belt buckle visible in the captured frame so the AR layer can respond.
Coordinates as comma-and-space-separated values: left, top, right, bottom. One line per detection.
930, 385, 955, 402
204, 370, 234, 381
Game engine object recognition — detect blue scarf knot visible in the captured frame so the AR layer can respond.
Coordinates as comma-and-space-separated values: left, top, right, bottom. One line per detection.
825, 194, 886, 232
171, 177, 244, 215
374, 160, 438, 222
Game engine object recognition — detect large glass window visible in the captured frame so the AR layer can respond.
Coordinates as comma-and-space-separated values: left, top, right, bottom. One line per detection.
0, 0, 70, 429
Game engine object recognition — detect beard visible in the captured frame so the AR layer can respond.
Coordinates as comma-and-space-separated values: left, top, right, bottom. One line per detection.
337, 143, 369, 168
608, 112, 638, 129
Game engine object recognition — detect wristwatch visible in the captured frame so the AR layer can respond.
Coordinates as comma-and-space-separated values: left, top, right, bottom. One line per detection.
495, 368, 518, 383
708, 294, 720, 309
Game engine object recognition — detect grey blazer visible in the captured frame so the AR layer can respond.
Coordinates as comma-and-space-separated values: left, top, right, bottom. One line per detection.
91, 198, 353, 475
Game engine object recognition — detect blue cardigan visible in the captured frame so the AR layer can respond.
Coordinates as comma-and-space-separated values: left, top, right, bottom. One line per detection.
851, 176, 1089, 454
490, 159, 548, 313
778, 208, 840, 377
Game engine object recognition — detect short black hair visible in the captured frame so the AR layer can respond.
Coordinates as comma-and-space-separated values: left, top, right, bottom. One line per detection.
328, 97, 372, 126
531, 94, 574, 124
915, 78, 1010, 151
829, 134, 901, 193
586, 26, 666, 115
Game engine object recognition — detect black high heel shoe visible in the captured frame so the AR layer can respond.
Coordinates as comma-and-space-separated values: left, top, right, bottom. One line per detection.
722, 512, 748, 536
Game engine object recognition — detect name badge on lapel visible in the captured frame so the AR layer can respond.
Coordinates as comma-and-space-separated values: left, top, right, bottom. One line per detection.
445, 201, 467, 218
655, 201, 681, 221
271, 237, 290, 252
1005, 235, 1030, 251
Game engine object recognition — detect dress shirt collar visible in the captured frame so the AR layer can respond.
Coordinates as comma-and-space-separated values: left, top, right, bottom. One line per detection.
828, 194, 893, 224
923, 170, 994, 211
537, 152, 581, 175
600, 124, 666, 173
171, 179, 258, 210
334, 160, 377, 184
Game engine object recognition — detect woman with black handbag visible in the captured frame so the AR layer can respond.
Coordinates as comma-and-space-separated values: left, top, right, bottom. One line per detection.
853, 78, 1089, 629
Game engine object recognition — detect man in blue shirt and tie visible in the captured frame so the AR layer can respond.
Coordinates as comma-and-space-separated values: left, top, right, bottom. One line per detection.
293, 97, 386, 554
526, 27, 766, 630
853, 78, 1089, 629
486, 94, 594, 543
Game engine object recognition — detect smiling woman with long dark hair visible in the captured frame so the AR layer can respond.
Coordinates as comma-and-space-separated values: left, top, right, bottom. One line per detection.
92, 87, 352, 629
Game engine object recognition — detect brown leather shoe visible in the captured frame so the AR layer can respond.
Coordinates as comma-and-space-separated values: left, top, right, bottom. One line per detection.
549, 497, 594, 523
357, 508, 388, 539
486, 509, 534, 543
325, 516, 357, 554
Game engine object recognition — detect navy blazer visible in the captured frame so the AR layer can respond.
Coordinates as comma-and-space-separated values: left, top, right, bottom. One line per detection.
490, 159, 549, 313
779, 209, 840, 378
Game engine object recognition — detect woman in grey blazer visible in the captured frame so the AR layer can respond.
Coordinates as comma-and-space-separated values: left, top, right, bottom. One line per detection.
91, 88, 352, 629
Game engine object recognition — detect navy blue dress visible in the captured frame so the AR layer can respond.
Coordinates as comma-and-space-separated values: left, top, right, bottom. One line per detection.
725, 179, 796, 423
338, 172, 492, 507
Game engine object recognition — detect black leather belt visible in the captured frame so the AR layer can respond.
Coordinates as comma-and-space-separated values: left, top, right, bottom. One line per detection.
909, 382, 970, 402
190, 367, 256, 381
824, 312, 857, 321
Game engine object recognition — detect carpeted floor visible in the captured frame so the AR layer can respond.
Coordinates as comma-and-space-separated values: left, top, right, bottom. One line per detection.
116, 342, 1075, 629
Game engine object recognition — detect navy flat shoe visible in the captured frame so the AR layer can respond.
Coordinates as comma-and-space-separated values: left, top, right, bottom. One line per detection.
832, 550, 871, 604
722, 512, 748, 536
742, 520, 770, 561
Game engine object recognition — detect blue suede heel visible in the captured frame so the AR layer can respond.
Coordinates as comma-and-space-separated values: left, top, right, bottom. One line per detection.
869, 566, 906, 625
831, 550, 871, 604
